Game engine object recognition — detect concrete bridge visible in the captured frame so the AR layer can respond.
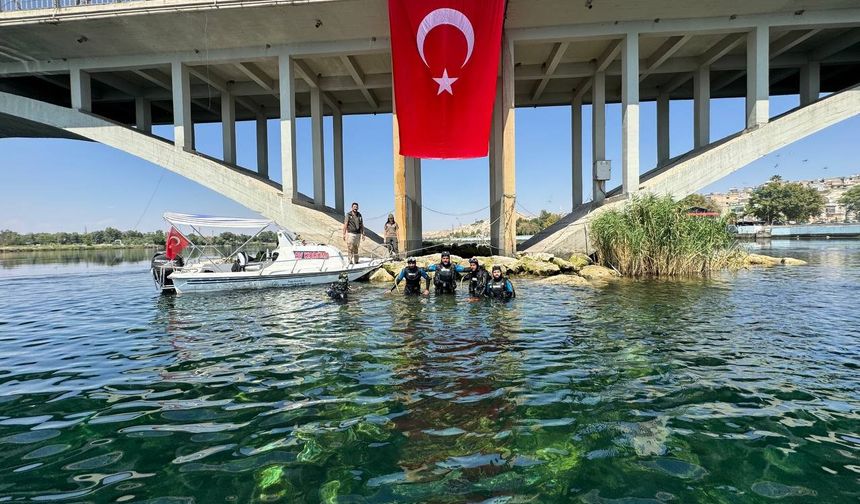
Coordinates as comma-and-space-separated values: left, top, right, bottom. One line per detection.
1, 0, 859, 255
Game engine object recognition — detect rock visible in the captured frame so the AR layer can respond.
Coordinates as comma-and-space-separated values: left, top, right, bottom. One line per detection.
780, 257, 807, 266
523, 252, 555, 262
549, 256, 578, 273
509, 256, 561, 276
568, 253, 592, 269
368, 268, 394, 283
382, 261, 404, 276
745, 253, 781, 266
418, 253, 463, 266
579, 264, 620, 280
537, 274, 592, 287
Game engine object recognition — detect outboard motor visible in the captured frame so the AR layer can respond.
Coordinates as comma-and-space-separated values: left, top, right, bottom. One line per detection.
151, 252, 183, 293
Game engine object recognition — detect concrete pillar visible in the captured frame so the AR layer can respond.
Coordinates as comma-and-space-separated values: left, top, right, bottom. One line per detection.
492, 33, 517, 257
333, 111, 345, 215
657, 91, 670, 165
70, 67, 91, 112
800, 62, 820, 106
621, 33, 640, 195
256, 114, 269, 178
310, 87, 325, 208
393, 109, 423, 255
489, 78, 503, 250
694, 65, 710, 148
746, 25, 770, 127
171, 61, 194, 150
135, 97, 152, 134
572, 96, 583, 208
221, 92, 236, 165
592, 70, 606, 204
278, 54, 298, 198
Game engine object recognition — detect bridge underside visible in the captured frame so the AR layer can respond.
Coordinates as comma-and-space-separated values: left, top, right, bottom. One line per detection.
1, 0, 860, 255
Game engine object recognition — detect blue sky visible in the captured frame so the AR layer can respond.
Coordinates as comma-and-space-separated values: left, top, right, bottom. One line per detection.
1, 93, 858, 234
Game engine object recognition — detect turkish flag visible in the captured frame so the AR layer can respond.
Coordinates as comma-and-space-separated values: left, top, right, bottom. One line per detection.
388, 0, 506, 159
165, 226, 189, 260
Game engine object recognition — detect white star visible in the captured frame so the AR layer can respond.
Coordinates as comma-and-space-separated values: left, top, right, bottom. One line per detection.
432, 68, 458, 95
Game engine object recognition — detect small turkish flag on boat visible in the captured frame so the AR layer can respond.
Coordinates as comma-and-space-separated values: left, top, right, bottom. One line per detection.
165, 226, 189, 260
388, 0, 506, 159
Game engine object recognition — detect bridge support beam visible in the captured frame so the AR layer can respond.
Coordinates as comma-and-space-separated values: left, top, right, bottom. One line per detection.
657, 91, 670, 164
171, 62, 194, 150
135, 97, 151, 134
70, 68, 91, 112
333, 110, 345, 215
278, 54, 298, 198
490, 35, 517, 256
800, 62, 820, 106
592, 71, 606, 204
746, 25, 770, 127
311, 86, 325, 208
572, 95, 583, 208
621, 33, 640, 195
393, 104, 423, 255
694, 65, 710, 148
256, 114, 269, 178
221, 92, 236, 165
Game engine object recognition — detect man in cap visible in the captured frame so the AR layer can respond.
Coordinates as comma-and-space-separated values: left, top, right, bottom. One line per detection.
461, 257, 491, 298
426, 251, 467, 294
392, 257, 431, 296
485, 265, 516, 300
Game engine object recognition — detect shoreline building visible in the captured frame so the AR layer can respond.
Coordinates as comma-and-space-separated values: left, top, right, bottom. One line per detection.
2, 1, 860, 254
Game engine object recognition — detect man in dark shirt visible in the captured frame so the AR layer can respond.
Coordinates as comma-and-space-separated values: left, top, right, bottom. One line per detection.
342, 202, 364, 264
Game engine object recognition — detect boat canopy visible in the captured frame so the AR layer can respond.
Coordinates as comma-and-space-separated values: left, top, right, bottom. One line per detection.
163, 212, 274, 230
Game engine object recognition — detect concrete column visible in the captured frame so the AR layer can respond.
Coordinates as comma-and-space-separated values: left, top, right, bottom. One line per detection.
256, 114, 269, 178
657, 91, 670, 164
592, 70, 606, 204
800, 62, 820, 106
746, 25, 770, 127
694, 65, 710, 148
333, 111, 345, 215
393, 109, 423, 255
621, 33, 640, 195
135, 97, 152, 134
492, 33, 517, 257
70, 67, 91, 112
221, 93, 236, 165
489, 78, 503, 250
572, 96, 583, 208
310, 87, 325, 208
278, 54, 298, 198
171, 61, 194, 150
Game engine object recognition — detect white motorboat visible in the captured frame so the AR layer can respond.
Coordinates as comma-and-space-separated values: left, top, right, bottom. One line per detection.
151, 212, 384, 294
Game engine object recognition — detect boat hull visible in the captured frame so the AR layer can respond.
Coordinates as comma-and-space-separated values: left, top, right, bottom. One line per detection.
169, 264, 379, 294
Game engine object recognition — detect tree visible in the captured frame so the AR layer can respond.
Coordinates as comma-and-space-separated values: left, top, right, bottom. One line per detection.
679, 193, 719, 212
746, 176, 825, 224
840, 185, 860, 222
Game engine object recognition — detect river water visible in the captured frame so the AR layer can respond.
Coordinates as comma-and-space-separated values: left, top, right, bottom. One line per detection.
0, 242, 857, 503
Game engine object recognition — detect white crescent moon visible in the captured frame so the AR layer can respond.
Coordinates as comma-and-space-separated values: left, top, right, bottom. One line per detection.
169, 236, 180, 246
416, 8, 475, 69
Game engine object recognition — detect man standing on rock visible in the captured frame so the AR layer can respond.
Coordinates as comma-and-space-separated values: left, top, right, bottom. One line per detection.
342, 202, 364, 264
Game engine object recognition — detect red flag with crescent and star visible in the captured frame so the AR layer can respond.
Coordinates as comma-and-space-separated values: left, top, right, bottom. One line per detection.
165, 226, 189, 260
388, 0, 506, 159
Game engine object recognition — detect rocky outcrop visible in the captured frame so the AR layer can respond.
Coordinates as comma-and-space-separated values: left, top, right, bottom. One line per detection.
568, 253, 592, 270
744, 254, 808, 267
537, 274, 593, 287
579, 265, 620, 281
368, 268, 395, 283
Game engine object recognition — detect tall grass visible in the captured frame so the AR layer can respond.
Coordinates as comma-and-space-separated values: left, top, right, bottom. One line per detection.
589, 194, 746, 276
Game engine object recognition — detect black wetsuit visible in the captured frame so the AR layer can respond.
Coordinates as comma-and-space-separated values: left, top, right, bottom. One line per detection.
486, 276, 516, 300
327, 281, 349, 301
463, 267, 490, 297
396, 266, 430, 295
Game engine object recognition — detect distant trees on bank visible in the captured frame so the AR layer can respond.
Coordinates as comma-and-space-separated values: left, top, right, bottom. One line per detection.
840, 185, 860, 221
745, 176, 826, 224
0, 228, 279, 248
516, 210, 561, 235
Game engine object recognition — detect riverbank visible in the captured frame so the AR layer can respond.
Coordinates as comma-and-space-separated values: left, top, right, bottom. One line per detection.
0, 244, 159, 253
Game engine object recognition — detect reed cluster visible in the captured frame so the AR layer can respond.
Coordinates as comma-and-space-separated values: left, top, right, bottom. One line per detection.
589, 194, 746, 276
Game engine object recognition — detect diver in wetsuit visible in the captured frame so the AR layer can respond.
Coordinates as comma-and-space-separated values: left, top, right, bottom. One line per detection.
461, 257, 491, 298
426, 251, 467, 294
327, 272, 350, 301
485, 265, 516, 300
392, 257, 431, 296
